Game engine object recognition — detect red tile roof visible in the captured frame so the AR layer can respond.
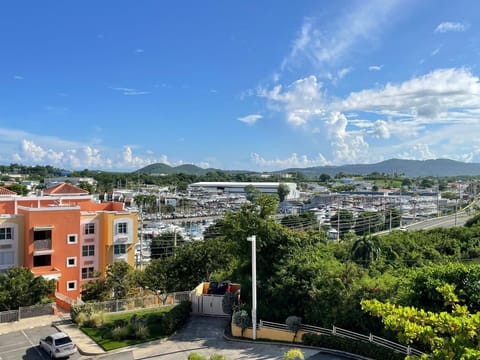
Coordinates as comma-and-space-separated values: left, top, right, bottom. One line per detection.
0, 187, 17, 195
43, 183, 89, 195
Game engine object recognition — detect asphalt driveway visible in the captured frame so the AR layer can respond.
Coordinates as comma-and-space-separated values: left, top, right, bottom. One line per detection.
128, 316, 358, 360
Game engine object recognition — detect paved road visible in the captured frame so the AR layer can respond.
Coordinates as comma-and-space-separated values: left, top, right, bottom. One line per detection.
0, 324, 81, 360
126, 316, 355, 360
407, 211, 470, 230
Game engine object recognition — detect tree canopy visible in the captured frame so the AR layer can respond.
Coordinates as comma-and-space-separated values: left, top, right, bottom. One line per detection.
0, 267, 56, 310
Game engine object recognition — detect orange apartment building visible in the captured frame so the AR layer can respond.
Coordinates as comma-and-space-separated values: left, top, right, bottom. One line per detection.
0, 183, 138, 305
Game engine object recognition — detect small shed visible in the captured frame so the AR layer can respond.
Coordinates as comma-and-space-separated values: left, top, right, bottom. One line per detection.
190, 281, 241, 317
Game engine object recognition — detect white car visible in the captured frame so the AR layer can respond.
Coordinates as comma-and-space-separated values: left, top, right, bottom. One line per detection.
39, 332, 77, 359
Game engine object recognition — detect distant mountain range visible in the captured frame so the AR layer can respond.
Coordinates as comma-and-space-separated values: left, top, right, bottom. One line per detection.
136, 159, 480, 178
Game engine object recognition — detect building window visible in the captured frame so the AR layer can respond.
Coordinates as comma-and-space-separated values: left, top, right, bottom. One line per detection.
33, 255, 51, 267
82, 245, 95, 257
114, 244, 126, 255
66, 257, 77, 267
116, 222, 128, 234
84, 223, 95, 235
81, 267, 95, 279
67, 234, 78, 244
0, 251, 14, 267
0, 227, 13, 240
67, 281, 77, 291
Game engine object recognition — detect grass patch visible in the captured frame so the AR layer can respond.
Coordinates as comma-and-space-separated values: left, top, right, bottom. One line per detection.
80, 301, 191, 351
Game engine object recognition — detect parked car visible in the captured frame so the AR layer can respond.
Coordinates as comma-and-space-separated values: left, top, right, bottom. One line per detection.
39, 332, 77, 359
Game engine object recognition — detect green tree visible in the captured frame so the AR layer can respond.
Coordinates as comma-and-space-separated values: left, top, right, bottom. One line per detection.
105, 262, 137, 300
277, 183, 290, 202
244, 185, 261, 203
78, 181, 96, 194
0, 267, 55, 310
141, 258, 172, 298
385, 208, 401, 230
80, 271, 110, 301
354, 211, 383, 235
5, 183, 28, 195
351, 236, 379, 268
330, 209, 354, 238
362, 284, 480, 360
318, 173, 331, 183
150, 231, 185, 259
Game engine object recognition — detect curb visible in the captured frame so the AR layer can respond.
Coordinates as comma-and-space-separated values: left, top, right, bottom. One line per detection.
222, 326, 371, 360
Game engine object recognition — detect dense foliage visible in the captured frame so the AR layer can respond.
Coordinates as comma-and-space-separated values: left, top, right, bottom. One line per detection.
0, 266, 56, 310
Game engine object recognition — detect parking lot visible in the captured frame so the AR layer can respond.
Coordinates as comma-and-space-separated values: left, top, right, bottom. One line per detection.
0, 324, 81, 360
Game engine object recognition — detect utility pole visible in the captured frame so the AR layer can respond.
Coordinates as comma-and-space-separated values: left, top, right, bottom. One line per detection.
399, 187, 403, 227
139, 205, 143, 269
337, 196, 340, 242
389, 208, 392, 231
247, 235, 257, 340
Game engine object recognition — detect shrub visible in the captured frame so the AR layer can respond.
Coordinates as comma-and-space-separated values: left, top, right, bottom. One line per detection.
188, 353, 207, 360
135, 324, 150, 339
284, 348, 304, 360
285, 316, 302, 342
75, 312, 89, 327
233, 310, 251, 337
301, 333, 405, 360
85, 312, 105, 328
209, 354, 227, 360
111, 325, 130, 341
71, 303, 93, 323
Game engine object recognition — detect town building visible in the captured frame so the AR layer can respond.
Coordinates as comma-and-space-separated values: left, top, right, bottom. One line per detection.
189, 182, 299, 199
0, 183, 137, 307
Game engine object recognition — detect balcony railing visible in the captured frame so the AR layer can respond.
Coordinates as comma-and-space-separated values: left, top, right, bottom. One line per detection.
34, 239, 52, 250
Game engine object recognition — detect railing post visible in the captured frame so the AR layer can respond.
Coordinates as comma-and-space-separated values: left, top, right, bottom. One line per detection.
332, 325, 336, 335
116, 299, 119, 312
18, 307, 21, 321
407, 345, 411, 355
369, 333, 373, 342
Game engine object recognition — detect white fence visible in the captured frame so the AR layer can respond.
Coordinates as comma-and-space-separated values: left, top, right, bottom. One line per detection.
0, 303, 56, 323
260, 320, 426, 358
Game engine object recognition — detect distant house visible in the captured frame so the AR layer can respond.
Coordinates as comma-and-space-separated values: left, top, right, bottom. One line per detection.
44, 177, 97, 189
189, 182, 299, 199
327, 228, 339, 240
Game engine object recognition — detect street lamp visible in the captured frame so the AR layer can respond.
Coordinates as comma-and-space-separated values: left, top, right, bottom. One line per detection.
247, 235, 257, 340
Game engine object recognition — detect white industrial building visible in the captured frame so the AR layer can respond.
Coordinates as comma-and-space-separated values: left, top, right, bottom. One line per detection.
188, 182, 299, 199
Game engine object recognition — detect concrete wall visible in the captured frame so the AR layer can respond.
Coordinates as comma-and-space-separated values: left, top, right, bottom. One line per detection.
231, 322, 309, 343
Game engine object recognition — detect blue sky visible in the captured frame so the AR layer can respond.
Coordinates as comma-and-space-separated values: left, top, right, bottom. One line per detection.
1, 1, 480, 172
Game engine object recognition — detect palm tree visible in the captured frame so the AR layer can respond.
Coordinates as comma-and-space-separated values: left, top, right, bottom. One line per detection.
351, 236, 379, 268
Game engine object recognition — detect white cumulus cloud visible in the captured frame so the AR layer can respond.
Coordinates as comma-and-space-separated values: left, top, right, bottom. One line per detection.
434, 22, 466, 33
258, 75, 325, 126
250, 152, 330, 170
238, 114, 263, 124
338, 68, 480, 121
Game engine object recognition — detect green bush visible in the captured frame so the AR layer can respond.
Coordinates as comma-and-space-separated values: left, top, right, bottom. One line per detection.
111, 325, 130, 341
209, 355, 227, 360
85, 312, 105, 328
71, 303, 93, 323
301, 333, 406, 360
135, 324, 150, 339
188, 353, 207, 360
284, 348, 304, 360
75, 312, 89, 327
